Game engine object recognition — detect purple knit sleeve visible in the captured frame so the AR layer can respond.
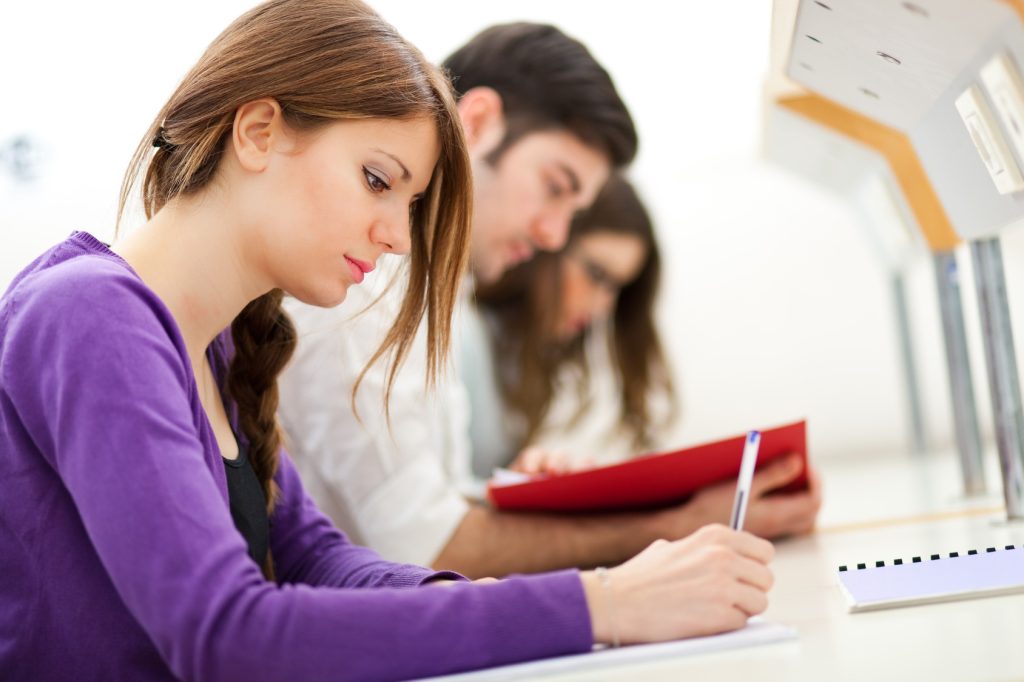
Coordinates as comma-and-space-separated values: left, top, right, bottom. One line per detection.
4, 262, 593, 681
271, 449, 465, 588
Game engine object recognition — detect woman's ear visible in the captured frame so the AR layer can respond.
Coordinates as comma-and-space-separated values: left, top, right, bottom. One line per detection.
456, 86, 506, 158
231, 98, 284, 173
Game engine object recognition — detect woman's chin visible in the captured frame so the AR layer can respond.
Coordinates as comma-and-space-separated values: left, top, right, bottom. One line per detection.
553, 329, 579, 344
322, 287, 350, 308
292, 283, 350, 309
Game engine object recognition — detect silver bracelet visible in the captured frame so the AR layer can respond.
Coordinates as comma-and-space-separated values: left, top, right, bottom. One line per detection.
594, 566, 620, 648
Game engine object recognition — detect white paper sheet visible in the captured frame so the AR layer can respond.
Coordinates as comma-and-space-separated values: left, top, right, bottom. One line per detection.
414, 618, 798, 681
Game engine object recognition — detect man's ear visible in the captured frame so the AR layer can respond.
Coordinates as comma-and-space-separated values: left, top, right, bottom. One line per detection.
231, 98, 284, 173
456, 86, 506, 157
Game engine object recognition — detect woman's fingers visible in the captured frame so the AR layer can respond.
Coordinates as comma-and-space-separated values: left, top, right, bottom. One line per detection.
511, 446, 580, 475
730, 582, 769, 617
511, 446, 544, 474
731, 554, 775, 592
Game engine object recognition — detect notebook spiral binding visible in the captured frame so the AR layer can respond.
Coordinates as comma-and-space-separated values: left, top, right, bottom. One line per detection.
838, 544, 1020, 572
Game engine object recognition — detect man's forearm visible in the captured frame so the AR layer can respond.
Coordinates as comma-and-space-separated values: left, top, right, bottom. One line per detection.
431, 503, 704, 578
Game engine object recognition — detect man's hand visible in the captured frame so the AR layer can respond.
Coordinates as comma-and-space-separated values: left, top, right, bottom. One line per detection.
685, 455, 822, 539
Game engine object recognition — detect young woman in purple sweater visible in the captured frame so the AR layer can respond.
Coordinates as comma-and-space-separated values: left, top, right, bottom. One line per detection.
0, 1, 774, 680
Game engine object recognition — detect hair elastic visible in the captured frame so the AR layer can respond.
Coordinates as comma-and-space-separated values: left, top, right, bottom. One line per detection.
152, 128, 174, 152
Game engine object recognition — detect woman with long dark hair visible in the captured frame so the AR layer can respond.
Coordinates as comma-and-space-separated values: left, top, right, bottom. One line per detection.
470, 175, 676, 473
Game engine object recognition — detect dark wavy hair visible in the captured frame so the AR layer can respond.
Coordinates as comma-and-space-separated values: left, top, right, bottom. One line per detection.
476, 176, 676, 453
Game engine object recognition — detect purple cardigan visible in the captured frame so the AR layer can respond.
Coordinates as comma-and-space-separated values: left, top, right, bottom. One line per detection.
0, 232, 591, 681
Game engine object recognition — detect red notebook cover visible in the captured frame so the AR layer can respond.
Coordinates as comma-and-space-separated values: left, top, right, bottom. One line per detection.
487, 420, 808, 513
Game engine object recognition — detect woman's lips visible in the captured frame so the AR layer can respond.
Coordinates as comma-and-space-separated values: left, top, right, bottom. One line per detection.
344, 256, 373, 284
507, 243, 534, 267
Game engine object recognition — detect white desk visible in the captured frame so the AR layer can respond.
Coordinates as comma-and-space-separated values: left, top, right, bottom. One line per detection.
432, 449, 1024, 681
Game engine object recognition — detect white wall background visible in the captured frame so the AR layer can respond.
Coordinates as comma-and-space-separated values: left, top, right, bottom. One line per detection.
3, 0, 1023, 460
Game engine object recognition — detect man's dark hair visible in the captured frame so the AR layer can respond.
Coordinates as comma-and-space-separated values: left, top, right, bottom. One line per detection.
442, 23, 638, 167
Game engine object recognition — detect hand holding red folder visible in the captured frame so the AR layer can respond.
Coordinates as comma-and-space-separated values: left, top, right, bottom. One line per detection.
488, 420, 810, 514
687, 454, 820, 538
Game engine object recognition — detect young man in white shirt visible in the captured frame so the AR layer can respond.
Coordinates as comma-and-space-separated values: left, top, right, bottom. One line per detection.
278, 23, 821, 578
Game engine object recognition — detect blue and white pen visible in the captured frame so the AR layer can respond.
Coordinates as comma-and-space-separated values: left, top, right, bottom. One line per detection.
730, 431, 761, 531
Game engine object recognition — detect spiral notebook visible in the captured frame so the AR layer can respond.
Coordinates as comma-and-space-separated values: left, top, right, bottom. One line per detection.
837, 544, 1024, 613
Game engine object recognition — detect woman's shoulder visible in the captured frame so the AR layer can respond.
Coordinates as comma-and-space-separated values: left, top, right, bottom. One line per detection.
4, 233, 168, 333
1, 233, 188, 388
0, 235, 196, 415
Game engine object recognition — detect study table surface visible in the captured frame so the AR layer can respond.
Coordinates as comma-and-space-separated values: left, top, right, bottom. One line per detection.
435, 449, 1024, 682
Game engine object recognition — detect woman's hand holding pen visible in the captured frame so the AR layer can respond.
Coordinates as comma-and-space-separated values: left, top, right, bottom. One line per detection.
580, 524, 774, 645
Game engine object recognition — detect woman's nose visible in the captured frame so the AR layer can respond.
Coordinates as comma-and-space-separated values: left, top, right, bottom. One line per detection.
373, 207, 413, 255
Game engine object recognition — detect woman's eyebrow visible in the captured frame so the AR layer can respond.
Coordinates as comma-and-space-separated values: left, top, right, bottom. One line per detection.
373, 148, 411, 181
554, 162, 582, 194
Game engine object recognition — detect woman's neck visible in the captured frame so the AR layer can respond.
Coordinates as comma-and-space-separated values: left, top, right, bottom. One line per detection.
112, 192, 271, 364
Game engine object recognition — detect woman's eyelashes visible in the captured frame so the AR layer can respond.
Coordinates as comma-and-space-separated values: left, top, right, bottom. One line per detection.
546, 179, 566, 199
363, 167, 392, 193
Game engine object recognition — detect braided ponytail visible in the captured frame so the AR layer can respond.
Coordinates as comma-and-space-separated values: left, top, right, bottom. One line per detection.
226, 289, 296, 577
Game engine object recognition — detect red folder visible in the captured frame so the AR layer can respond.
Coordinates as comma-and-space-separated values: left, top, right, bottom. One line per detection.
487, 420, 808, 513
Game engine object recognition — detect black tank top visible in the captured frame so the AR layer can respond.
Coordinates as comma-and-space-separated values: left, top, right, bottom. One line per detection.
223, 442, 270, 569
